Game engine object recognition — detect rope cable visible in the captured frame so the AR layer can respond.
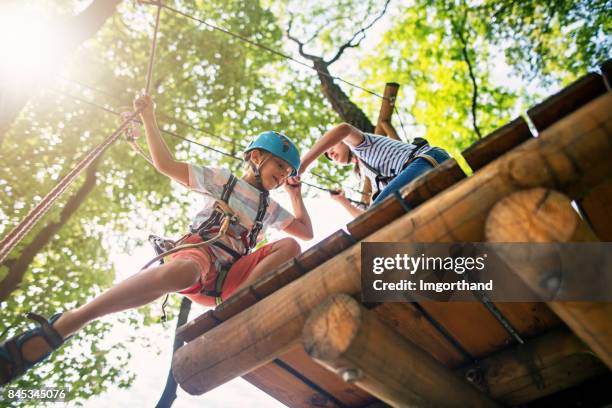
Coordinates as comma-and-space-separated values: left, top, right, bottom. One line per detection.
0, 109, 144, 264
139, 1, 388, 100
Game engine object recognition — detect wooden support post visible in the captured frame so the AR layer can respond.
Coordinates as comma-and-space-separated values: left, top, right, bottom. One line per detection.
172, 93, 612, 395
374, 82, 400, 140
362, 83, 402, 205
456, 328, 608, 406
486, 188, 612, 369
302, 294, 498, 408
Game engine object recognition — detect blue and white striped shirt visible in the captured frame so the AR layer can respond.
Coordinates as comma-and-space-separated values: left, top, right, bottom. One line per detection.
349, 133, 430, 186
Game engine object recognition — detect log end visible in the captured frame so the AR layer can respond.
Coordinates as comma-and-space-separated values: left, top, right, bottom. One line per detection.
302, 294, 362, 362
485, 188, 585, 242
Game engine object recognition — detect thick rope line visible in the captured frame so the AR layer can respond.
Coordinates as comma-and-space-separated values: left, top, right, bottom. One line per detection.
142, 1, 387, 100
0, 109, 143, 264
145, 2, 162, 94
0, 4, 164, 264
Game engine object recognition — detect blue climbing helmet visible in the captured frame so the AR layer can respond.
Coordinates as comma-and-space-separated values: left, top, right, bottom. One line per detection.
244, 131, 300, 176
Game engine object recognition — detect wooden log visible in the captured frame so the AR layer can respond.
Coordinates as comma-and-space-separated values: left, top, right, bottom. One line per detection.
172, 93, 612, 395
527, 73, 606, 132
302, 294, 498, 407
176, 230, 354, 343
486, 188, 612, 369
347, 194, 407, 241
348, 158, 466, 241
578, 180, 612, 241
456, 328, 608, 406
374, 82, 400, 140
461, 117, 532, 171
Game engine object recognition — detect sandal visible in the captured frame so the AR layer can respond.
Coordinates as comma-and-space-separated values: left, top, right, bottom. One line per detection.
0, 312, 69, 385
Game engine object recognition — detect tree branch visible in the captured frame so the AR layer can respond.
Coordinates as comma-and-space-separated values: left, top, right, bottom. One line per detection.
327, 0, 391, 65
286, 15, 321, 61
451, 9, 483, 139
0, 159, 101, 303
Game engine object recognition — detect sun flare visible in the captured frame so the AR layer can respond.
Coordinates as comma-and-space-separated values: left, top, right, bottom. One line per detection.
0, 6, 65, 82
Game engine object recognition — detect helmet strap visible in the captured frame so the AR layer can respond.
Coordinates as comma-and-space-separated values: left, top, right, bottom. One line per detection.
248, 155, 269, 191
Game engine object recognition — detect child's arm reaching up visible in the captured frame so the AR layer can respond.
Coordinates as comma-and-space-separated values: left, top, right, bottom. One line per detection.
281, 177, 313, 241
134, 95, 189, 186
299, 123, 364, 175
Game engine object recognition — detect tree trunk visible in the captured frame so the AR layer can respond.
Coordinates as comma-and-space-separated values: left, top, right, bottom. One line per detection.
0, 0, 122, 142
0, 159, 100, 303
156, 297, 192, 408
312, 59, 374, 133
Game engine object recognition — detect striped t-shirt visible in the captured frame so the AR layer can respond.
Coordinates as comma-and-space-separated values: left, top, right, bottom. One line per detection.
349, 133, 430, 187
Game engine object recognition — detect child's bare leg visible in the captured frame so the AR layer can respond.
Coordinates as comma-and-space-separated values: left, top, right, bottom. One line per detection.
235, 237, 301, 292
20, 258, 201, 362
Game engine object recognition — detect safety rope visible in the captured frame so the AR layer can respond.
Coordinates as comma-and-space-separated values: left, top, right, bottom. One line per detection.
0, 109, 144, 264
144, 1, 162, 95
0, 1, 163, 264
139, 210, 234, 271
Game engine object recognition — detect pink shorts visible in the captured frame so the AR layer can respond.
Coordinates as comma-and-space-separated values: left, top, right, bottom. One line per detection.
169, 234, 275, 307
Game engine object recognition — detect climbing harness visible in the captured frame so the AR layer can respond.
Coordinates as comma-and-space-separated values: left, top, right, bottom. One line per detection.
357, 137, 433, 201
143, 173, 270, 312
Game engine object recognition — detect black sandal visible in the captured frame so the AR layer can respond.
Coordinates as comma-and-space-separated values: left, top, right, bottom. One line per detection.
0, 312, 69, 385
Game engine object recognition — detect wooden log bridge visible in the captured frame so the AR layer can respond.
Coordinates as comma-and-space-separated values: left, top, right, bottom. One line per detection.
172, 88, 612, 401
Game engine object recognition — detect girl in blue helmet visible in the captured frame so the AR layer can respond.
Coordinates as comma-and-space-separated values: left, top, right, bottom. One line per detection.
0, 95, 313, 385
299, 122, 451, 217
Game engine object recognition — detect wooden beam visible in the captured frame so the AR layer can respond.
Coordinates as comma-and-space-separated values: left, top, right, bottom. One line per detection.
527, 73, 606, 132
456, 328, 608, 406
486, 188, 612, 368
374, 82, 400, 140
461, 117, 532, 171
302, 294, 498, 408
172, 93, 612, 395
242, 359, 338, 408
